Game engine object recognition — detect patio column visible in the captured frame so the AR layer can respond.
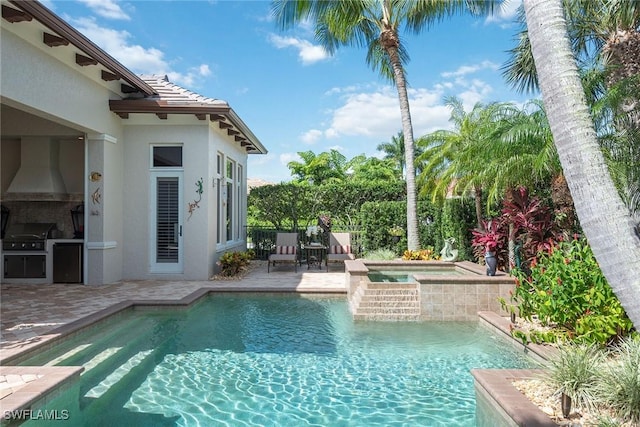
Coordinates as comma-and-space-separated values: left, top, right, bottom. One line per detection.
85, 133, 121, 284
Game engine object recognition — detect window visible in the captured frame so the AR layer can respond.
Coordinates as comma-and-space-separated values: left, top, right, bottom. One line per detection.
153, 146, 182, 167
216, 153, 222, 244
226, 158, 235, 241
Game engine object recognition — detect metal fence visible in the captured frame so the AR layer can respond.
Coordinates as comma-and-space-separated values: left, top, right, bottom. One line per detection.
246, 225, 364, 260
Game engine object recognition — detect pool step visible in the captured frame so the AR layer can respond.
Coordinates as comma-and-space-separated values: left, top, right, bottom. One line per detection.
350, 284, 421, 321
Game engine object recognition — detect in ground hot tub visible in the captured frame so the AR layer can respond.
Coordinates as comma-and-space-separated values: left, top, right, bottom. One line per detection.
346, 260, 515, 321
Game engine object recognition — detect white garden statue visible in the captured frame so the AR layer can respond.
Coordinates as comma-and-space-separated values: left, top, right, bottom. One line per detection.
440, 237, 459, 262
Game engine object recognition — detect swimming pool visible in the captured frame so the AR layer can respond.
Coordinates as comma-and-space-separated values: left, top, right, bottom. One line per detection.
19, 294, 533, 426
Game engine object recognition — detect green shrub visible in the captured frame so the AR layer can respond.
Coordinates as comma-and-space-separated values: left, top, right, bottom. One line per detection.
363, 248, 398, 260
217, 251, 252, 277
439, 197, 476, 260
360, 200, 441, 254
510, 238, 633, 345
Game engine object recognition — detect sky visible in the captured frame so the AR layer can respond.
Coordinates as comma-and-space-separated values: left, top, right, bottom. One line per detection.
45, 0, 535, 183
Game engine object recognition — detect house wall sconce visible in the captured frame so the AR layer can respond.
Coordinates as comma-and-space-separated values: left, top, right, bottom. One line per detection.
89, 171, 102, 182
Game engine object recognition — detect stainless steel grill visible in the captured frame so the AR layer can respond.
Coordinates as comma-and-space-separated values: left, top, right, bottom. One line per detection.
2, 223, 57, 251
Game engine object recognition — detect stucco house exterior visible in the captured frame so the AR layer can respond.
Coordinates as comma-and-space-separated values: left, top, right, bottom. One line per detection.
0, 0, 267, 285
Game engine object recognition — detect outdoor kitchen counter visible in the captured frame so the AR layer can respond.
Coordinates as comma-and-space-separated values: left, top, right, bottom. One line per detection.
1, 239, 83, 284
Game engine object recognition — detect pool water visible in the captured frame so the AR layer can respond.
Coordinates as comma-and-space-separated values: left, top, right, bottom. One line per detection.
368, 268, 465, 282
21, 294, 533, 426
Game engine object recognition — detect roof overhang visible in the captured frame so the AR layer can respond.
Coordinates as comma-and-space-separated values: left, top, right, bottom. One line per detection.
109, 100, 267, 154
5, 0, 156, 96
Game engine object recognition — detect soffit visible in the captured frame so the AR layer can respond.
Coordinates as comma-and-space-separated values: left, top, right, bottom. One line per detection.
110, 75, 267, 154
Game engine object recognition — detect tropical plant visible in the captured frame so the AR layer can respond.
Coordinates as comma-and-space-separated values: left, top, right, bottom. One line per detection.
504, 1, 640, 225
510, 238, 634, 345
287, 149, 348, 185
471, 218, 508, 269
248, 182, 317, 230
402, 248, 438, 261
346, 154, 399, 183
377, 131, 406, 179
596, 337, 640, 424
217, 251, 252, 277
417, 97, 515, 229
545, 342, 604, 412
522, 0, 640, 329
501, 186, 562, 268
272, 0, 498, 251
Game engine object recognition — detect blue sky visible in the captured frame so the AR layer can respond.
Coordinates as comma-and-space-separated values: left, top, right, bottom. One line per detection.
46, 0, 534, 183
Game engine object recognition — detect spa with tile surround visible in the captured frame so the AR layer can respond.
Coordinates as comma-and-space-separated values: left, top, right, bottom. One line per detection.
345, 260, 515, 321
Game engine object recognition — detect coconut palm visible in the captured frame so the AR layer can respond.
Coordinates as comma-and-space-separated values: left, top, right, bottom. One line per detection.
503, 0, 640, 94
522, 0, 640, 328
504, 0, 640, 220
271, 0, 498, 251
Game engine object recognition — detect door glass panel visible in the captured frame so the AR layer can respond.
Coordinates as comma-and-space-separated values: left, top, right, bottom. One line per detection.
156, 177, 179, 263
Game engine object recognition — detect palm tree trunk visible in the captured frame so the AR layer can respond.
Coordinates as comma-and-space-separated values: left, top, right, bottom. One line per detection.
523, 0, 640, 329
474, 185, 483, 229
380, 4, 419, 251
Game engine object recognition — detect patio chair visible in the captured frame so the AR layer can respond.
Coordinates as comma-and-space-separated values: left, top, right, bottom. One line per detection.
326, 232, 355, 271
268, 232, 299, 273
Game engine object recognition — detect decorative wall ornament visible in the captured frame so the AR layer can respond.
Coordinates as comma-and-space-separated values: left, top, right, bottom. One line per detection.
91, 187, 102, 204
187, 177, 204, 220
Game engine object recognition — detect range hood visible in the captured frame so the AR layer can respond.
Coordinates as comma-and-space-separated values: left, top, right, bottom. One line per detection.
4, 136, 70, 201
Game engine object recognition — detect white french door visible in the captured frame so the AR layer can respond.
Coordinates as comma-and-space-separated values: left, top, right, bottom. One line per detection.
150, 171, 183, 273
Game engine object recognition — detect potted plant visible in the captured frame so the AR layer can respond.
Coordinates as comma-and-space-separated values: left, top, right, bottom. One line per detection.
305, 225, 323, 245
388, 225, 404, 243
471, 220, 503, 276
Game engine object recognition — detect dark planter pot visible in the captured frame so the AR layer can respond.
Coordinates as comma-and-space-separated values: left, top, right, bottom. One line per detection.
561, 393, 572, 418
485, 251, 497, 276
391, 235, 401, 244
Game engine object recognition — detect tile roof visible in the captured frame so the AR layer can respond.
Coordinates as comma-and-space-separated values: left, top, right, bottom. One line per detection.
140, 75, 229, 107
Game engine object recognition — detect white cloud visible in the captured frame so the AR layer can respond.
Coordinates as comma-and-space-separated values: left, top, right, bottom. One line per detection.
69, 18, 212, 88
279, 152, 298, 166
441, 60, 499, 78
301, 129, 323, 144
314, 86, 456, 142
268, 34, 330, 65
78, 0, 131, 20
300, 74, 500, 145
198, 64, 212, 77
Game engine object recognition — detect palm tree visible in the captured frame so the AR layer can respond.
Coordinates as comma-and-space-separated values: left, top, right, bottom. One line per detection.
522, 0, 640, 328
504, 1, 640, 94
287, 149, 348, 185
503, 1, 640, 221
271, 0, 497, 251
416, 97, 517, 229
377, 131, 406, 179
